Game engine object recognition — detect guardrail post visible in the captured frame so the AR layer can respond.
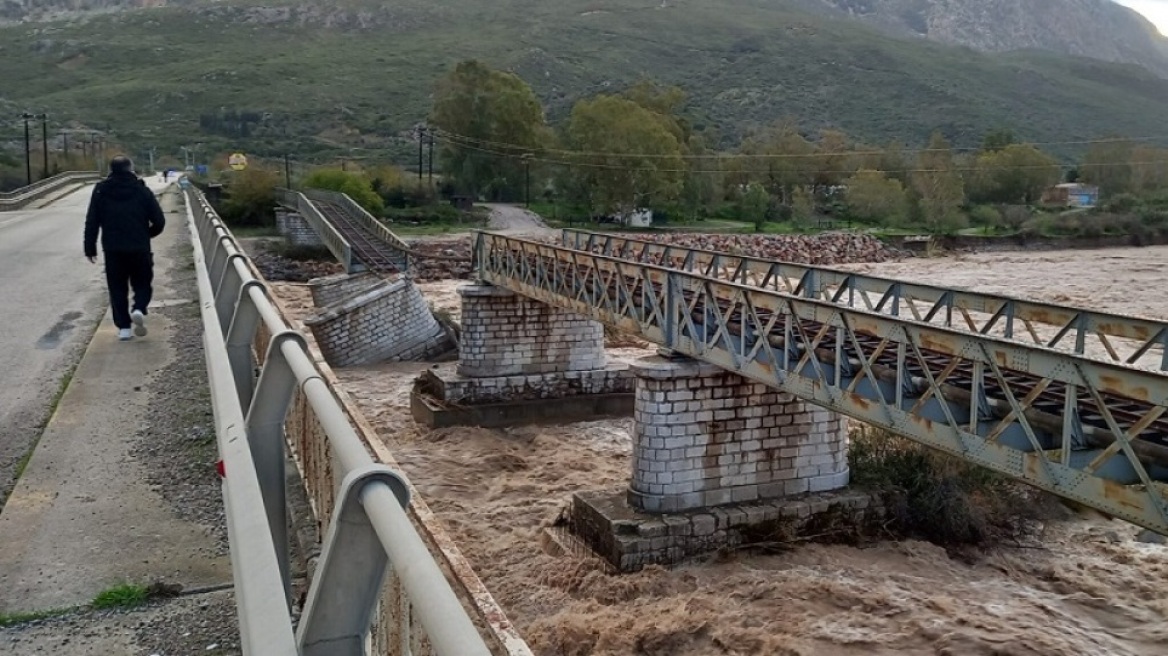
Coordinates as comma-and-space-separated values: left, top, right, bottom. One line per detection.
215, 254, 249, 336
245, 330, 311, 607
297, 465, 410, 656
226, 280, 266, 411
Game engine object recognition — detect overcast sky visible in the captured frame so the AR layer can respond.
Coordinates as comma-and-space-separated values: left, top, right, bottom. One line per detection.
1114, 0, 1168, 34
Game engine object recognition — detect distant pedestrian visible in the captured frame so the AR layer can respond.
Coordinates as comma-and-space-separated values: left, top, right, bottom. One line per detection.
83, 156, 166, 341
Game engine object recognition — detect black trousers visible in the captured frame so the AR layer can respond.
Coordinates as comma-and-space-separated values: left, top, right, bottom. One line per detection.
104, 251, 154, 329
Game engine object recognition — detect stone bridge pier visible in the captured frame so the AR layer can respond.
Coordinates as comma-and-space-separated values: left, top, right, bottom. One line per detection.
568, 354, 870, 573
628, 355, 849, 513
411, 283, 633, 426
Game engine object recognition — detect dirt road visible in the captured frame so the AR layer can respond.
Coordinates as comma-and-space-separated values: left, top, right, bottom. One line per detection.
486, 204, 555, 238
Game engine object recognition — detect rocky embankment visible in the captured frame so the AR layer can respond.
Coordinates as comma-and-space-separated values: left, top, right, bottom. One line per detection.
600, 232, 898, 266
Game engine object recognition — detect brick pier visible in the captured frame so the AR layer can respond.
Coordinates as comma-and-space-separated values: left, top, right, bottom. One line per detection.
305, 277, 452, 367
275, 208, 323, 247
628, 355, 849, 513
411, 283, 633, 426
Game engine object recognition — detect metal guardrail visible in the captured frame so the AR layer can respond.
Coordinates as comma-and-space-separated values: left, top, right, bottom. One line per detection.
274, 187, 357, 273
475, 231, 1168, 534
0, 171, 100, 210
562, 229, 1168, 371
186, 187, 495, 655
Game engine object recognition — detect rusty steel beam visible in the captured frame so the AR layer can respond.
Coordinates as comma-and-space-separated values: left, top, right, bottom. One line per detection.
561, 229, 1168, 371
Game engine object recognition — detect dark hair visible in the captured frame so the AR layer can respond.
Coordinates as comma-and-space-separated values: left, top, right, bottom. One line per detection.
109, 155, 133, 174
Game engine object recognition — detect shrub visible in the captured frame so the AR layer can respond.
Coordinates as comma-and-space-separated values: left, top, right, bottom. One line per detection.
302, 168, 384, 214
849, 426, 1048, 547
1101, 192, 1140, 214
220, 168, 279, 228
968, 205, 1001, 230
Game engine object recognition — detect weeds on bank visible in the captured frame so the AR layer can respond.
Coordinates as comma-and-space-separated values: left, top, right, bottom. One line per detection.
849, 426, 1050, 548
91, 583, 149, 610
0, 607, 72, 627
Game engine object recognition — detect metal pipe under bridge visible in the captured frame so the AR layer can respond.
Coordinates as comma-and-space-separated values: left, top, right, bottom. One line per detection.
278, 192, 1168, 534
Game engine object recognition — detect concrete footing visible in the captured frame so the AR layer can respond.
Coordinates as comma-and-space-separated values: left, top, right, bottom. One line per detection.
411, 363, 634, 428
569, 488, 882, 572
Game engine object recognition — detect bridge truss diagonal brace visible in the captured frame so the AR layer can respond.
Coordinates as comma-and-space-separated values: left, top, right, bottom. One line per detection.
297, 465, 411, 656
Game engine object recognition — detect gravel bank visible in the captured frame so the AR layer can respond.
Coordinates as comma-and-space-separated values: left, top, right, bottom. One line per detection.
1, 589, 240, 656
130, 236, 228, 555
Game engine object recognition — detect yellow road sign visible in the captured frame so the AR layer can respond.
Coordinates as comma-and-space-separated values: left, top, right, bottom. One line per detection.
229, 152, 248, 171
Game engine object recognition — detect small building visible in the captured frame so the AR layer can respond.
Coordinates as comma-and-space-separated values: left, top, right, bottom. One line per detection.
1042, 183, 1100, 209
597, 208, 653, 228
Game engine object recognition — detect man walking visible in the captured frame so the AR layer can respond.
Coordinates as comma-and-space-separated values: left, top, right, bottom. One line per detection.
84, 156, 166, 341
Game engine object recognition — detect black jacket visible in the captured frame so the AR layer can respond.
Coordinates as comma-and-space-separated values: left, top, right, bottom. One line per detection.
83, 172, 165, 257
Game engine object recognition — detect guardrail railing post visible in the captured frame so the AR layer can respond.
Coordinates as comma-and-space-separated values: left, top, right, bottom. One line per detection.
226, 280, 266, 411
297, 465, 410, 656
244, 330, 310, 607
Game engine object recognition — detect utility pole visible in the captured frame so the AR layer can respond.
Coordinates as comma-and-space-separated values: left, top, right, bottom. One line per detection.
21, 112, 33, 186
522, 153, 533, 209
417, 126, 424, 184
427, 128, 434, 186
40, 114, 49, 179
62, 132, 68, 159
147, 146, 155, 174
284, 153, 291, 189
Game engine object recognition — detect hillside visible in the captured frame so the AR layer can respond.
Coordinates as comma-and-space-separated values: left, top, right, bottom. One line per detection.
2, 0, 1168, 163
804, 0, 1168, 77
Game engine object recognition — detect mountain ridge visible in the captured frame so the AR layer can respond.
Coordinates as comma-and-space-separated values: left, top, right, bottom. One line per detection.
800, 0, 1168, 77
2, 0, 1168, 161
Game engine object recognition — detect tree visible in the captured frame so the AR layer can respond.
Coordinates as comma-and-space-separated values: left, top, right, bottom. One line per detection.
680, 135, 720, 219
981, 129, 1017, 153
912, 131, 966, 234
222, 167, 279, 227
967, 143, 1061, 204
810, 129, 853, 190
622, 79, 690, 145
1130, 145, 1168, 192
1080, 138, 1135, 195
843, 169, 908, 225
302, 168, 384, 213
566, 94, 684, 216
791, 187, 815, 227
739, 119, 815, 206
430, 60, 549, 200
739, 182, 770, 231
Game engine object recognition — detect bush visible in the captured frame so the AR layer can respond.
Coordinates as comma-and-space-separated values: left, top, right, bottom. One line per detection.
302, 168, 384, 214
968, 205, 1001, 230
221, 168, 279, 227
1000, 205, 1031, 232
384, 204, 463, 223
1101, 192, 1140, 214
849, 427, 1047, 547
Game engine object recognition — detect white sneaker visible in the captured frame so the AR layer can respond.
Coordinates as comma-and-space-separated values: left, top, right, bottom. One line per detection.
131, 309, 147, 337
118, 328, 133, 341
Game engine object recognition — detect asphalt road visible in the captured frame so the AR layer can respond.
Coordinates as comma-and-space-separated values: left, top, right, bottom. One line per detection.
0, 185, 108, 509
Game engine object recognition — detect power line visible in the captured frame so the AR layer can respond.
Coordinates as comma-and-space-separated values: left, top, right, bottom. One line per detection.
433, 133, 1163, 176
432, 128, 1168, 162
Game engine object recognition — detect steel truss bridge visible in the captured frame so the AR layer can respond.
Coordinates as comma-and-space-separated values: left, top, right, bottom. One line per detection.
283, 191, 1168, 535
474, 229, 1168, 534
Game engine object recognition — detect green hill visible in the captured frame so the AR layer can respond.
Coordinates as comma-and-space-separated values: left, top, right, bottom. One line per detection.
2, 0, 1168, 163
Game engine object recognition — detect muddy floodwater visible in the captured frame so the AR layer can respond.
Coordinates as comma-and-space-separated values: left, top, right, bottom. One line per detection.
272, 245, 1168, 656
